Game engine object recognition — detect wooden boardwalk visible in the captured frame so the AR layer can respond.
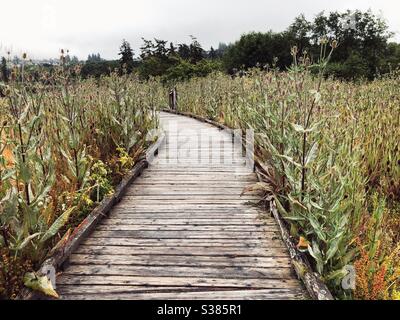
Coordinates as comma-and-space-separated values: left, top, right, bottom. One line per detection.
57, 112, 307, 300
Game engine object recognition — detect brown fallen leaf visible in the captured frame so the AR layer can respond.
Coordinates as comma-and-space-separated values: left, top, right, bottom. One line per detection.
297, 236, 310, 250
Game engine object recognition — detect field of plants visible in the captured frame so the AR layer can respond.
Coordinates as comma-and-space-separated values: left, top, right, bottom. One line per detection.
0, 64, 165, 299
176, 44, 400, 299
0, 41, 399, 300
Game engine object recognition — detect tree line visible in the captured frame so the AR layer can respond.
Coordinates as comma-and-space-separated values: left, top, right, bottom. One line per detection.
80, 36, 225, 81
100, 10, 400, 81
223, 10, 400, 79
1, 10, 400, 83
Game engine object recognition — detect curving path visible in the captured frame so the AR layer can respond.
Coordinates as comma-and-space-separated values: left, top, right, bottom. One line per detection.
57, 112, 307, 300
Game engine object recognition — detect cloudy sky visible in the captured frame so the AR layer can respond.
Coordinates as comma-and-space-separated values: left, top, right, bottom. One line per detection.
1, 0, 399, 60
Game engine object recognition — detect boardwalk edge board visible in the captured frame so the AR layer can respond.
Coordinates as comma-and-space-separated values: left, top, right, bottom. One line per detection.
162, 108, 334, 301
18, 133, 166, 300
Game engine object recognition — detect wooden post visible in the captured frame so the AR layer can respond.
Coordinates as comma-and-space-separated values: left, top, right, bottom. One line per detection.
168, 90, 173, 109
169, 88, 177, 110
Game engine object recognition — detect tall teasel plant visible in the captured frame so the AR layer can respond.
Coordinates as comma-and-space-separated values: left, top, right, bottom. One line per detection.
57, 72, 91, 191
98, 72, 160, 156
0, 71, 75, 263
262, 40, 366, 293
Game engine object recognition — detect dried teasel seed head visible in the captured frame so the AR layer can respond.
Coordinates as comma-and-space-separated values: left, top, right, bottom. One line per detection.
74, 65, 82, 75
320, 37, 328, 45
291, 46, 298, 57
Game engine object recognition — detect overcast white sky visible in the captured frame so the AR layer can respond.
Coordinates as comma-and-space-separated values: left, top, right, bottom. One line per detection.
1, 0, 399, 60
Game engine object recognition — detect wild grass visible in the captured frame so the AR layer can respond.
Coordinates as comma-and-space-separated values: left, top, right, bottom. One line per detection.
0, 63, 166, 298
174, 48, 400, 299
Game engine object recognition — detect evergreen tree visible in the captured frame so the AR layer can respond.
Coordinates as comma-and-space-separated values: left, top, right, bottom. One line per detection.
214, 43, 229, 58
118, 39, 135, 73
154, 39, 169, 58
178, 44, 191, 60
87, 53, 102, 62
208, 47, 217, 59
70, 56, 80, 64
189, 36, 205, 63
169, 42, 177, 56
140, 38, 154, 59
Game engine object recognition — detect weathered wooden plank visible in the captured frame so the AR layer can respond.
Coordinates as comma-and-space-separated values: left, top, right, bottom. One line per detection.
128, 184, 251, 189
61, 265, 295, 279
122, 196, 260, 201
117, 200, 259, 206
98, 220, 279, 232
57, 284, 305, 298
156, 157, 245, 161
155, 158, 245, 162
100, 218, 276, 226
57, 275, 301, 289
131, 183, 255, 188
145, 169, 255, 174
114, 205, 261, 211
152, 162, 248, 167
60, 289, 306, 300
136, 177, 255, 182
142, 175, 255, 179
69, 254, 292, 268
132, 177, 250, 182
155, 154, 244, 159
95, 224, 277, 232
155, 159, 245, 163
57, 285, 195, 294
155, 156, 243, 160
81, 238, 285, 248
89, 230, 278, 239
108, 209, 266, 215
126, 189, 255, 196
111, 208, 262, 213
73, 245, 288, 257
107, 214, 265, 220
126, 187, 255, 192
